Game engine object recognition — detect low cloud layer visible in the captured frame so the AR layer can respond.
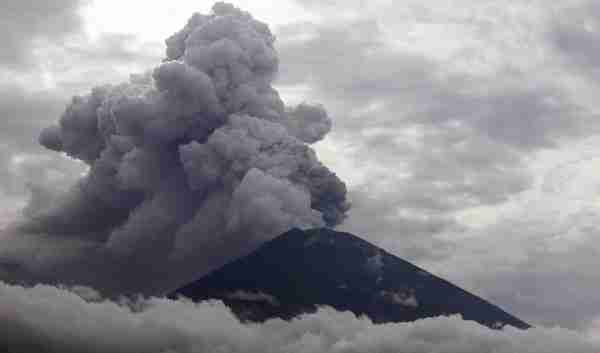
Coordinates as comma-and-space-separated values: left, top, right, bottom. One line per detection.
1, 281, 599, 353
0, 2, 348, 296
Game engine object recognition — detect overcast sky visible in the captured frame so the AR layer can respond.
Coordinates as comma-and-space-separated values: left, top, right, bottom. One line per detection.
3, 0, 600, 341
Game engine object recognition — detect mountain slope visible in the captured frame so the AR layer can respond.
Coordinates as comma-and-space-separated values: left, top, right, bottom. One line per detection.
170, 228, 530, 329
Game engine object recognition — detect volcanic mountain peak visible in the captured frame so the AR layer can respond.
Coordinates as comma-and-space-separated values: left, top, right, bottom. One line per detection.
171, 228, 530, 330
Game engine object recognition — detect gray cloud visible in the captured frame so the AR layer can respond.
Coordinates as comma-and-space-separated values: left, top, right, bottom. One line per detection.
1, 281, 599, 353
549, 1, 600, 76
0, 3, 164, 231
0, 84, 84, 201
435, 195, 600, 331
3, 0, 600, 337
0, 1, 159, 204
272, 3, 600, 332
275, 18, 581, 263
278, 19, 584, 148
1, 2, 349, 296
45, 33, 163, 94
0, 0, 85, 69
0, 85, 65, 150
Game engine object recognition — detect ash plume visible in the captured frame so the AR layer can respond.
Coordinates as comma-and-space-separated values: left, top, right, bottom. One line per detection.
2, 2, 348, 296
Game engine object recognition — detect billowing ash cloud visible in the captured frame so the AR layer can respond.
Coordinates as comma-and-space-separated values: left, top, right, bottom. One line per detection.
3, 2, 348, 296
1, 282, 598, 353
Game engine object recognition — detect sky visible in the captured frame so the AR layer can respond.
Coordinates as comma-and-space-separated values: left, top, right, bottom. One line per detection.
3, 0, 600, 350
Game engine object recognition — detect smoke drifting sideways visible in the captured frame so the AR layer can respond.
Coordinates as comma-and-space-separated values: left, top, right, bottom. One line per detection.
0, 2, 349, 296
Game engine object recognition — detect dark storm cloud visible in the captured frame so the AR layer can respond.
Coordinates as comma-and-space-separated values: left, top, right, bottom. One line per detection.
1, 281, 599, 353
1, 2, 349, 296
0, 0, 85, 69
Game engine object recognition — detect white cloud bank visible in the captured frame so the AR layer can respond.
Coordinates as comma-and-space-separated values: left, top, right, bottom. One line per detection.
0, 281, 598, 353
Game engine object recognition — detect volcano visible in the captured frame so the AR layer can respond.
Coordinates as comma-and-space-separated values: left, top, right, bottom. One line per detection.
170, 228, 530, 330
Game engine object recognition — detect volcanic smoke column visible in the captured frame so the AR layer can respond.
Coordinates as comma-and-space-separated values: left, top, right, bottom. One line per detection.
33, 2, 349, 294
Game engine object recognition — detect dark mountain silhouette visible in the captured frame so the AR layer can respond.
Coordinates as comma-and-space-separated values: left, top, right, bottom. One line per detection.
170, 228, 530, 329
